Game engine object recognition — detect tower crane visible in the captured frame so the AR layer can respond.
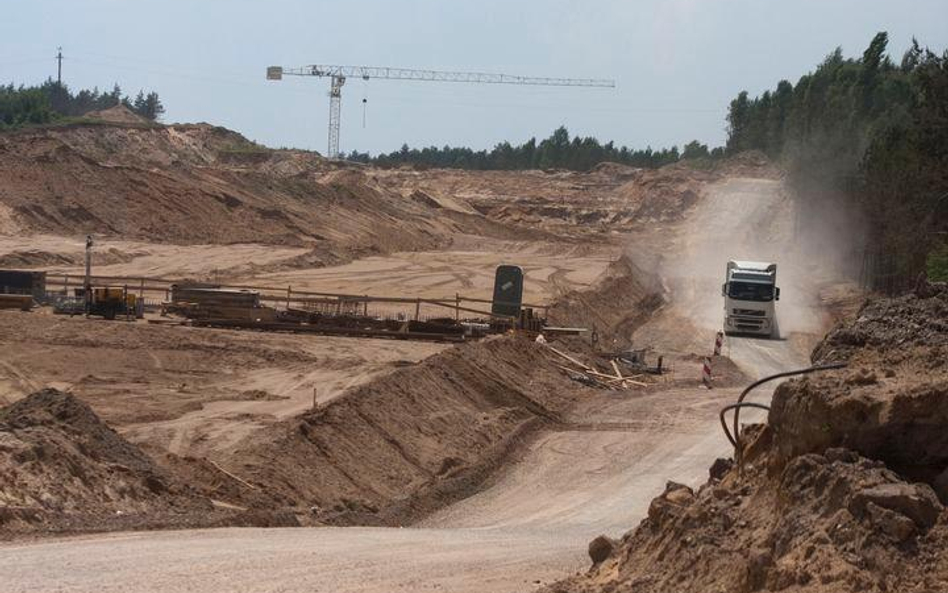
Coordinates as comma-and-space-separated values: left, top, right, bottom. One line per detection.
266, 64, 615, 159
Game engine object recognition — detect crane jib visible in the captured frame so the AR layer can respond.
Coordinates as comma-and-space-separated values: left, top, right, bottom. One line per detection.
267, 63, 617, 159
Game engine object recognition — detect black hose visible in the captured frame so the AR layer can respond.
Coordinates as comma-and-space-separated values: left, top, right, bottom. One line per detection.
726, 361, 848, 474
719, 402, 772, 448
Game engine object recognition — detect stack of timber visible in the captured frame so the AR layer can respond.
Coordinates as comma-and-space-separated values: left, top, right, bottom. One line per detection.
167, 284, 277, 322
545, 345, 649, 390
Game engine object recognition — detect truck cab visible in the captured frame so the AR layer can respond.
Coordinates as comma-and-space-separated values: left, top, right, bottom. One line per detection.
722, 260, 780, 337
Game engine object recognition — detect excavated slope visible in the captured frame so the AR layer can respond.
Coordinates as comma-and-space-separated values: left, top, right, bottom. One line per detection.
217, 335, 585, 526
0, 335, 593, 536
545, 282, 948, 593
0, 389, 217, 535
0, 122, 471, 252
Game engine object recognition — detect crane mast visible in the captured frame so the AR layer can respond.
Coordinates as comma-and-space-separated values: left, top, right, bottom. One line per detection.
266, 64, 615, 159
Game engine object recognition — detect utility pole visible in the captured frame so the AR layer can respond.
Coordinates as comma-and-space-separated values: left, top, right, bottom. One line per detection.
56, 47, 63, 86
84, 235, 93, 314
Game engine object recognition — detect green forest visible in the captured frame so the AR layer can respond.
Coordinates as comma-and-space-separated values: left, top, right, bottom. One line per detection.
725, 32, 948, 288
0, 79, 164, 128
346, 127, 717, 171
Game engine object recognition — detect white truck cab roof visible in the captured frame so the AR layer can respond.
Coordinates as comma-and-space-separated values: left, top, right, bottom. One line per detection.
729, 260, 776, 272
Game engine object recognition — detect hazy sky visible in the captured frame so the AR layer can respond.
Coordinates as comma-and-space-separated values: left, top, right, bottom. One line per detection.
3, 1, 946, 155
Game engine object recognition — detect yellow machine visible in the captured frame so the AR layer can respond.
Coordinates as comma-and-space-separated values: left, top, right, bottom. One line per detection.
89, 287, 139, 320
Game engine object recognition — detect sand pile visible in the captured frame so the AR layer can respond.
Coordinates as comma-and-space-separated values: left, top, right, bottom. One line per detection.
0, 122, 489, 253
0, 389, 211, 535
545, 282, 948, 592
217, 335, 586, 526
83, 105, 149, 125
0, 388, 304, 537
772, 281, 948, 494
548, 255, 663, 348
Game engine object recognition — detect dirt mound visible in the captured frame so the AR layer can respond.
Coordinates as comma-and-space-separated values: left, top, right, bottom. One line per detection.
772, 281, 948, 493
545, 284, 948, 592
0, 247, 140, 268
0, 389, 211, 534
548, 255, 664, 348
83, 105, 149, 125
611, 162, 718, 224
0, 122, 505, 254
371, 158, 734, 242
216, 335, 587, 526
547, 448, 947, 593
812, 281, 948, 362
716, 149, 782, 178
0, 388, 305, 537
590, 161, 641, 179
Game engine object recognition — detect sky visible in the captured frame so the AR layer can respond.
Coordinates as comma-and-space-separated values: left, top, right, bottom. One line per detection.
2, 0, 946, 156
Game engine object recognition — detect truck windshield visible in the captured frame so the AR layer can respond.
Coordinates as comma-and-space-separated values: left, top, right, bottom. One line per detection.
728, 281, 774, 302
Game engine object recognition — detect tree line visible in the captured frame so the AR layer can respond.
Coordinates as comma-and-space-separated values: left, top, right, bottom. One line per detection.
0, 79, 165, 128
725, 32, 948, 288
346, 127, 721, 171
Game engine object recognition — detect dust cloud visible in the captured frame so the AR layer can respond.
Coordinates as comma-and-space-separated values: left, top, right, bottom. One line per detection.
627, 177, 863, 376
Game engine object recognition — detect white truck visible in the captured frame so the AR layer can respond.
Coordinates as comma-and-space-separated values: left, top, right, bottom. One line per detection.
722, 260, 780, 337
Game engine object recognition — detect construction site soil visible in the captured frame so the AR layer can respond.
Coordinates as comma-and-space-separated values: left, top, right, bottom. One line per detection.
7, 117, 927, 593
0, 388, 265, 537
0, 335, 601, 538
1, 114, 717, 540
544, 281, 948, 593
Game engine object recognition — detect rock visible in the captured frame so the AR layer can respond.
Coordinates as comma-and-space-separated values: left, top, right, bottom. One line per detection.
845, 368, 878, 386
648, 482, 695, 529
709, 457, 733, 480
851, 482, 942, 529
665, 486, 695, 505
436, 456, 463, 476
663, 481, 694, 502
588, 535, 617, 565
933, 467, 948, 504
865, 501, 916, 542
743, 548, 773, 591
825, 448, 859, 463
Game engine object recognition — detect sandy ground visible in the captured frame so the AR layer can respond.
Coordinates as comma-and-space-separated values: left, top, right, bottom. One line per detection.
0, 235, 615, 458
0, 234, 311, 278
0, 235, 616, 304
0, 175, 841, 592
0, 386, 743, 593
229, 239, 617, 304
0, 311, 447, 458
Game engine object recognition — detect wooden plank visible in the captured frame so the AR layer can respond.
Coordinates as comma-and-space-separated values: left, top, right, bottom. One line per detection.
586, 369, 648, 387
207, 459, 258, 490
547, 346, 593, 371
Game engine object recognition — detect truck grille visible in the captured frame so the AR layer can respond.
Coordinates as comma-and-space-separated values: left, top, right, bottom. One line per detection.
733, 308, 765, 317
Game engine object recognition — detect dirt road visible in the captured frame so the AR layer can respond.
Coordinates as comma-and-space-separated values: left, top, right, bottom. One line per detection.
1, 387, 740, 593
0, 177, 836, 592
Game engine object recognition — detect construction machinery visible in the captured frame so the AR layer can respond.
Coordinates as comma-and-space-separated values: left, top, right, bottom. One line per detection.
0, 270, 46, 302
722, 260, 780, 337
0, 269, 46, 310
266, 64, 615, 159
87, 287, 140, 320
